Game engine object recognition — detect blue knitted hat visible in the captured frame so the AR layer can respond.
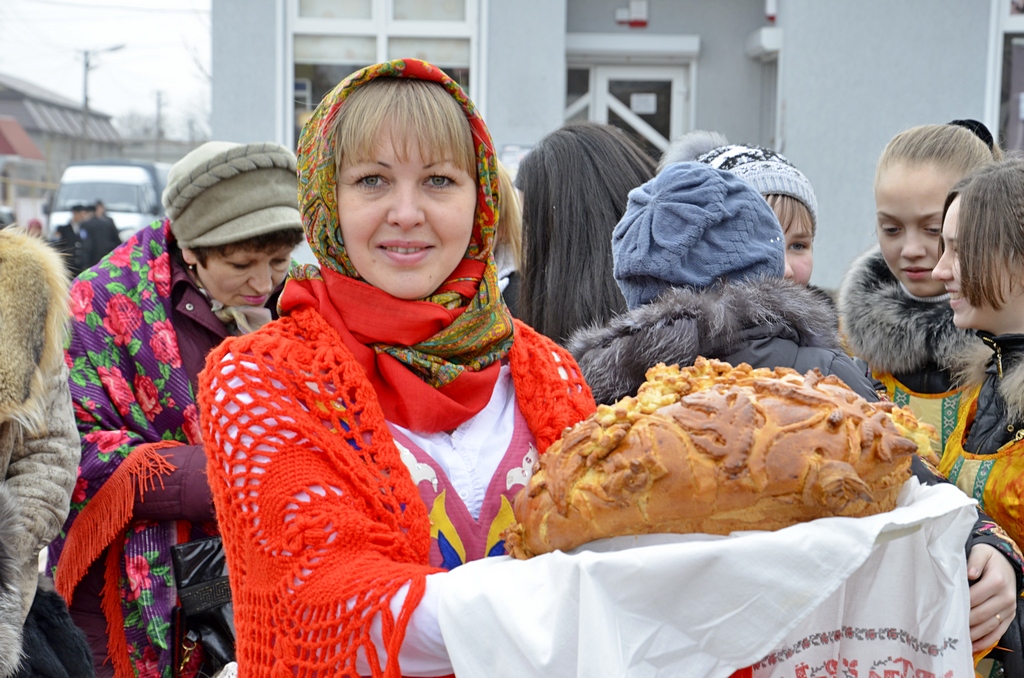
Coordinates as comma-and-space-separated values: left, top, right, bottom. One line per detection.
612, 162, 785, 309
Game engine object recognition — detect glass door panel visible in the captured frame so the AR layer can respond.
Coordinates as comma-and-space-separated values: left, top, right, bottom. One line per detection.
565, 68, 591, 123
565, 65, 689, 159
393, 0, 466, 20
298, 0, 371, 19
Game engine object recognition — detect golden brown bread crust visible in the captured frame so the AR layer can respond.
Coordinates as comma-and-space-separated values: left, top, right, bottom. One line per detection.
505, 358, 932, 559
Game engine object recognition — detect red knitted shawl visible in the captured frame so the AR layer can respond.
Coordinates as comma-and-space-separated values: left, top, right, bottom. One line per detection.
197, 307, 594, 677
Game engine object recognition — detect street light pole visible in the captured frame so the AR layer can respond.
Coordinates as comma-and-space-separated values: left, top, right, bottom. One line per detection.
79, 44, 124, 159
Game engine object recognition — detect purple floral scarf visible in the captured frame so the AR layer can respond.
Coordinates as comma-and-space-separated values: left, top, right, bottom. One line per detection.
51, 218, 211, 678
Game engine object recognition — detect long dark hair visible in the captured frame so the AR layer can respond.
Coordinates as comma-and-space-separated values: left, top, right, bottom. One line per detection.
516, 123, 655, 345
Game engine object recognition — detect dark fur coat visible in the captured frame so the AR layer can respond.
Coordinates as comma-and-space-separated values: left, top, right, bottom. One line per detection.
0, 484, 23, 678
568, 277, 877, 405
838, 247, 978, 384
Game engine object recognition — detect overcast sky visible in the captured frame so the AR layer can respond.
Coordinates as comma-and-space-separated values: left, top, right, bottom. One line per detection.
0, 0, 211, 139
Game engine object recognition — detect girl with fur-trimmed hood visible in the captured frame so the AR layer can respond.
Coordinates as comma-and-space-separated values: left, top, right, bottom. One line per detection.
569, 160, 1024, 673
933, 159, 1024, 676
838, 122, 1001, 453
0, 228, 89, 677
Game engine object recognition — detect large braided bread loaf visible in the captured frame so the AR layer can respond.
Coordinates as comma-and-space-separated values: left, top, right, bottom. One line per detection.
506, 358, 932, 559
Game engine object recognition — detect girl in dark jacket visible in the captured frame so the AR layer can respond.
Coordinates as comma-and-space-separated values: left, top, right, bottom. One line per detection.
571, 160, 1024, 675
933, 159, 1024, 676
569, 161, 875, 405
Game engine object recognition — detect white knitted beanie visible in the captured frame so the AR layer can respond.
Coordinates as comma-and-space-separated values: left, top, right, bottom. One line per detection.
162, 141, 303, 248
696, 144, 818, 227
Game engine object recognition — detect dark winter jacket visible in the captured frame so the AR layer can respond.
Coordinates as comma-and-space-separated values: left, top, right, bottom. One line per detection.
956, 333, 1024, 457
944, 333, 1024, 677
13, 579, 93, 678
838, 247, 978, 393
568, 277, 878, 405
49, 224, 86, 278
77, 216, 121, 272
571, 274, 1024, 676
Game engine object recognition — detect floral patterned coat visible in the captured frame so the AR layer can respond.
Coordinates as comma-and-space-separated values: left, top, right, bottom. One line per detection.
50, 219, 213, 678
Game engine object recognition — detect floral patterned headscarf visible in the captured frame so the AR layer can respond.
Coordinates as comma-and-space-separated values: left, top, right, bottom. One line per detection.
297, 59, 499, 280
281, 59, 515, 433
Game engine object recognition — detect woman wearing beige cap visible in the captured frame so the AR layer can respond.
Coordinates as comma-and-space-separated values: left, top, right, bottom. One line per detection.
49, 141, 305, 678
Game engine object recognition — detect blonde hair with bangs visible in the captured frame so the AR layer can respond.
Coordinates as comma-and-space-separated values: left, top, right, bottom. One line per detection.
765, 193, 814, 239
333, 77, 476, 176
945, 159, 1024, 310
875, 124, 1001, 189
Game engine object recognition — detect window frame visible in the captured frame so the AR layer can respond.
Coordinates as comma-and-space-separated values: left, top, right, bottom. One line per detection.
286, 0, 480, 147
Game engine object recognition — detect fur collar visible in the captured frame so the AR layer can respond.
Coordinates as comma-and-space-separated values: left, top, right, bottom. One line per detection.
568, 277, 839, 405
0, 229, 69, 435
837, 247, 978, 374
952, 335, 1024, 423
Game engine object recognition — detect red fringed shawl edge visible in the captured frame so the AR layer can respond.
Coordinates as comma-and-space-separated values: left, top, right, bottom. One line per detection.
55, 441, 181, 677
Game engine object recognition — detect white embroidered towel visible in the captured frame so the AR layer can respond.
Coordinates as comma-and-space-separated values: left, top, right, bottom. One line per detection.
437, 479, 976, 677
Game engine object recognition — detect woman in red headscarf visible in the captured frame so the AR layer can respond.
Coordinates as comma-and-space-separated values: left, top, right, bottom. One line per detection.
197, 60, 595, 676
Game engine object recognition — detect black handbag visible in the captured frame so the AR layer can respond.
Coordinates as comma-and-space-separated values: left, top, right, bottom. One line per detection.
170, 535, 236, 678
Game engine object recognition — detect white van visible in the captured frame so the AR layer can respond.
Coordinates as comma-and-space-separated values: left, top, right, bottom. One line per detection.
47, 160, 172, 241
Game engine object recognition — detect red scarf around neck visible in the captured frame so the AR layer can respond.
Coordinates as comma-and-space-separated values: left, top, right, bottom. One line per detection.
280, 265, 503, 433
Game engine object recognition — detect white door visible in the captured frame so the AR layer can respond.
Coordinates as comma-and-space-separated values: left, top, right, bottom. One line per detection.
565, 65, 690, 156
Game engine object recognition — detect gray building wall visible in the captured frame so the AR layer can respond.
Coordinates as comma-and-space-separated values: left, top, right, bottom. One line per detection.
209, 0, 997, 289
484, 0, 567, 151
211, 0, 286, 144
777, 0, 992, 289
566, 0, 768, 145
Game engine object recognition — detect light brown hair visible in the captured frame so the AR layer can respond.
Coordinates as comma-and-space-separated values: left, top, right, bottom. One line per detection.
332, 78, 476, 177
766, 193, 814, 239
875, 124, 1002, 189
943, 159, 1024, 309
494, 160, 522, 270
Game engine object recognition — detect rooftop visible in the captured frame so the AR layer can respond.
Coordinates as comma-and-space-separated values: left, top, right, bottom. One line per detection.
0, 116, 44, 160
0, 71, 120, 144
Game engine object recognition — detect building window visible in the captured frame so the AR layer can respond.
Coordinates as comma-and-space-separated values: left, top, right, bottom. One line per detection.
759, 59, 778, 149
1001, 34, 1024, 153
298, 0, 372, 19
392, 0, 465, 21
291, 0, 476, 144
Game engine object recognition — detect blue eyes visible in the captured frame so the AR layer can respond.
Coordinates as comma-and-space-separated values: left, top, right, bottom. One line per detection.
355, 175, 455, 188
